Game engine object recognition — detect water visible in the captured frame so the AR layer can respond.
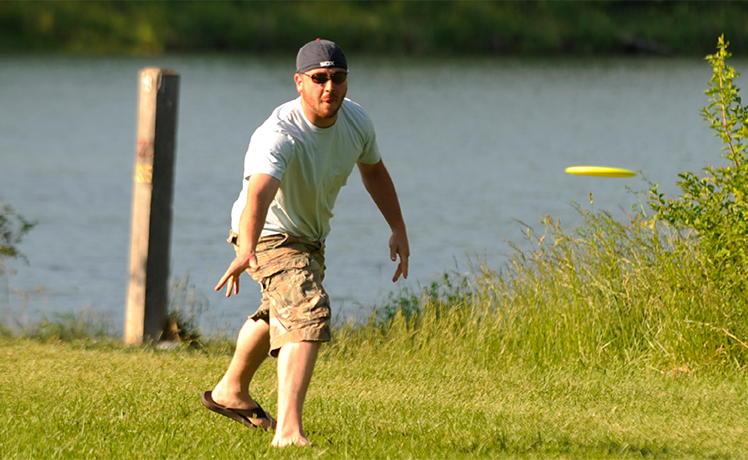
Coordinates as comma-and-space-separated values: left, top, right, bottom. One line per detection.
0, 54, 726, 336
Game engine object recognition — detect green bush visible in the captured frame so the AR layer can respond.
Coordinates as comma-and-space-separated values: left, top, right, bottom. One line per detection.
2, 2, 748, 56
650, 36, 748, 292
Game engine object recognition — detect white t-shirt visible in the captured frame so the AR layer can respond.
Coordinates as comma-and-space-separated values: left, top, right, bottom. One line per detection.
230, 97, 381, 241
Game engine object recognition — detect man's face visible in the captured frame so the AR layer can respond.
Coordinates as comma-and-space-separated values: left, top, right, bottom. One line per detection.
294, 68, 348, 128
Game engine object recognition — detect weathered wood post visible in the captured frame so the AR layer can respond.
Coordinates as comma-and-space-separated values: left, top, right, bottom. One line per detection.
125, 68, 179, 345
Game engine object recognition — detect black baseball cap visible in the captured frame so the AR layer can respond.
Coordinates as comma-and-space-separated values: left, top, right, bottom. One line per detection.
296, 39, 348, 74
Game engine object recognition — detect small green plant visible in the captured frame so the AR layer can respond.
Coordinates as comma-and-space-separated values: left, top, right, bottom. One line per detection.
0, 198, 36, 269
650, 35, 748, 288
1, 198, 36, 311
31, 309, 114, 343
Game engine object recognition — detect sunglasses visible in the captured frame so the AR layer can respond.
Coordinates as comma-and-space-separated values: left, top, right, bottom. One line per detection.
301, 71, 348, 85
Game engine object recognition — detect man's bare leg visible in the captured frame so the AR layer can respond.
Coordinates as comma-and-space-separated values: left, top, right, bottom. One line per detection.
271, 341, 320, 447
211, 318, 276, 430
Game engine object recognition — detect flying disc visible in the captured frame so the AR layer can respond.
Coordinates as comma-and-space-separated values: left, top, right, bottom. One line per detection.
565, 166, 636, 178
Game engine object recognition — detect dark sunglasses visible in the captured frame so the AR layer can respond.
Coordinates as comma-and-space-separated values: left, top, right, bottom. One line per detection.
301, 71, 348, 85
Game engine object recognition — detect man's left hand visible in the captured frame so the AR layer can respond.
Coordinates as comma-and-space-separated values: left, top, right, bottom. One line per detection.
389, 230, 410, 282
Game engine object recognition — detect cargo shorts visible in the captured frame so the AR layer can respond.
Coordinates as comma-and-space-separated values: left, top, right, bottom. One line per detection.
229, 231, 331, 357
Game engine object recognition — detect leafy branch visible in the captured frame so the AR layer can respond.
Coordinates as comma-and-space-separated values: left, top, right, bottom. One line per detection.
649, 35, 748, 286
0, 198, 36, 266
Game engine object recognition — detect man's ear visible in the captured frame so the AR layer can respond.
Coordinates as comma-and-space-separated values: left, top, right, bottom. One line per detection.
294, 73, 304, 94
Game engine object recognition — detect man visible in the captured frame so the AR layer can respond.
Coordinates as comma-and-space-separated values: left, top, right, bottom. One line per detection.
201, 39, 410, 448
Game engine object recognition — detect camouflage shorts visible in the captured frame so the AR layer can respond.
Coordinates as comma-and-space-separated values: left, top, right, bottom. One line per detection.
229, 231, 331, 357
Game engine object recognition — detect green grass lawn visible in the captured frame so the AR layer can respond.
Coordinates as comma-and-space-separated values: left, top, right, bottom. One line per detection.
2, 336, 746, 459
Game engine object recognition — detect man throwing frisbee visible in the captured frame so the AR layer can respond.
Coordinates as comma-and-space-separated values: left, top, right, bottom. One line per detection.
203, 39, 410, 447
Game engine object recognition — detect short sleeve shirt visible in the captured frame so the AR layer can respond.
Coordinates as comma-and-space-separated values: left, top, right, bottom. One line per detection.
231, 97, 381, 241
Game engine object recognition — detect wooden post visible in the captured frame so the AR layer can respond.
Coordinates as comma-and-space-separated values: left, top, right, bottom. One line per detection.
125, 68, 179, 345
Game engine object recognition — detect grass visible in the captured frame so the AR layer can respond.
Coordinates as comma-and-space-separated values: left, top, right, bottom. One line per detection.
1, 335, 747, 459
3, 206, 748, 458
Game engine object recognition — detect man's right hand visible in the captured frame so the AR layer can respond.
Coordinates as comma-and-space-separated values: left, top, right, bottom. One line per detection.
216, 174, 281, 298
215, 252, 259, 297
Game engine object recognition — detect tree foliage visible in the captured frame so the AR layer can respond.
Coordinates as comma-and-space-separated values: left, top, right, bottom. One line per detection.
1, 1, 748, 56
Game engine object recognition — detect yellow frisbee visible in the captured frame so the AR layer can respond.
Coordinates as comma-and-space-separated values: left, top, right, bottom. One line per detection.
565, 166, 636, 178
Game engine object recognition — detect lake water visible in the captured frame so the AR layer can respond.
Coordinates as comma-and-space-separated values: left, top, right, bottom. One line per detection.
0, 54, 727, 336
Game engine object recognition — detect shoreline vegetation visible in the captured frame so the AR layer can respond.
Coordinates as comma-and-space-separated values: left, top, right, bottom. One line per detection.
1, 1, 748, 57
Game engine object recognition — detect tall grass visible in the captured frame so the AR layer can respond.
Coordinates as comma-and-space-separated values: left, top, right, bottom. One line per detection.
333, 204, 748, 373
0, 307, 115, 344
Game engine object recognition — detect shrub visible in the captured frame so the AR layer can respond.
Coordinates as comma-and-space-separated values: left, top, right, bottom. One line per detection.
650, 36, 748, 292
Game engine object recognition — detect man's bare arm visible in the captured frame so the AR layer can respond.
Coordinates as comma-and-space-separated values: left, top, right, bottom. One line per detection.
215, 173, 281, 297
357, 160, 409, 281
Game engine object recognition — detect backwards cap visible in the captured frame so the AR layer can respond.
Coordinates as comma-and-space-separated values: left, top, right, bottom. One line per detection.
296, 39, 348, 73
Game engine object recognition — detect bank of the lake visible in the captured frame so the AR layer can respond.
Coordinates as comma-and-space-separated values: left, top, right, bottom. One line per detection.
2, 1, 747, 56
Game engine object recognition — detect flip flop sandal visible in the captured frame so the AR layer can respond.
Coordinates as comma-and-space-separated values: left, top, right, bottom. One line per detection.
201, 391, 275, 431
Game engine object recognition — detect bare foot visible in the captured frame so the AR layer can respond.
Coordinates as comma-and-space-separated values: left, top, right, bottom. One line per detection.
271, 435, 314, 448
